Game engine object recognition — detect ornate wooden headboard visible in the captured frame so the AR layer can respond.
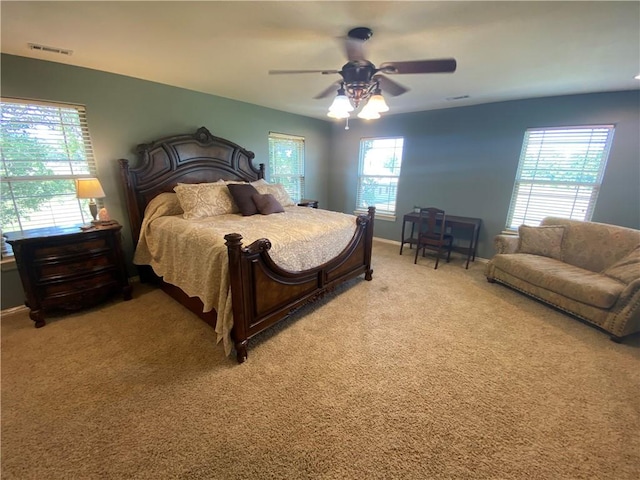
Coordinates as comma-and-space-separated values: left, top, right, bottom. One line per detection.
119, 126, 265, 245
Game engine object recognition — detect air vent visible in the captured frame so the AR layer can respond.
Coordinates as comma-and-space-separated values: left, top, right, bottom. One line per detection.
446, 95, 470, 101
28, 43, 73, 56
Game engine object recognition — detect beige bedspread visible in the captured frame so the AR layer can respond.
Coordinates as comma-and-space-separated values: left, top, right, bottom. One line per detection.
133, 193, 358, 355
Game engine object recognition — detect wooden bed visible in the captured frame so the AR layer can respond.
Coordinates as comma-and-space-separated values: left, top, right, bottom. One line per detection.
119, 127, 375, 363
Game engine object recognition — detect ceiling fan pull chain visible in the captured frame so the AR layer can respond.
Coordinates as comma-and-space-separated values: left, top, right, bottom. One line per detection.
345, 117, 350, 130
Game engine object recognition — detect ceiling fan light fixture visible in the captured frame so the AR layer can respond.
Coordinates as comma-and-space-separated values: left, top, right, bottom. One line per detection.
327, 109, 350, 119
328, 86, 354, 116
367, 89, 389, 113
328, 95, 353, 113
357, 101, 381, 120
269, 27, 457, 123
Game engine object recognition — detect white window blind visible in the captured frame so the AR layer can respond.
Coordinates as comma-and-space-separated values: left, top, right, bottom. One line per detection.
356, 137, 404, 215
1, 98, 99, 235
268, 132, 305, 203
506, 126, 614, 230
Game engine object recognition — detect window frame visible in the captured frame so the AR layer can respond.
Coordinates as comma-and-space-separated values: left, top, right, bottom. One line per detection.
505, 125, 614, 231
267, 132, 305, 204
1, 97, 99, 240
355, 136, 404, 219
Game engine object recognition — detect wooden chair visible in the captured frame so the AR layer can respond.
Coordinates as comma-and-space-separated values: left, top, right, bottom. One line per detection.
414, 207, 454, 269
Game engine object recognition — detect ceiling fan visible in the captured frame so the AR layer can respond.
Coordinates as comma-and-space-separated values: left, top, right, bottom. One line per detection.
268, 27, 457, 119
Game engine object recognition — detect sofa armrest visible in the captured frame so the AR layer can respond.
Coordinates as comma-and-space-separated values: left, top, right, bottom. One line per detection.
494, 234, 519, 254
618, 278, 640, 302
607, 278, 640, 337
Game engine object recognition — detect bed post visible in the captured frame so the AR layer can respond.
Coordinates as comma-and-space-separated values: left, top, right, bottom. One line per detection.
224, 233, 249, 363
365, 206, 376, 281
118, 158, 142, 246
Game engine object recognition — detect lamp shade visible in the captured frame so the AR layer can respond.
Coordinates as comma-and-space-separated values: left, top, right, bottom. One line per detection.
367, 92, 389, 113
75, 178, 105, 199
327, 109, 350, 119
328, 93, 354, 115
357, 101, 381, 120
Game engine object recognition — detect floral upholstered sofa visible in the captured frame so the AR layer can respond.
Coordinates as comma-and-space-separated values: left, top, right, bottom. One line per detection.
485, 217, 640, 341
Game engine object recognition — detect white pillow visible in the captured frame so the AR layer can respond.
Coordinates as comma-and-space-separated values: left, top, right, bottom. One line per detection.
255, 183, 295, 207
173, 182, 238, 218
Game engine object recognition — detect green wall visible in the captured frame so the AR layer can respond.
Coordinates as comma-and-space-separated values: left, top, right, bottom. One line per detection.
328, 91, 640, 259
2, 54, 639, 309
0, 54, 332, 309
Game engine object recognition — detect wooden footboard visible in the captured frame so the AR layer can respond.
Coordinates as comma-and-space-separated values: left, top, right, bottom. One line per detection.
226, 206, 375, 363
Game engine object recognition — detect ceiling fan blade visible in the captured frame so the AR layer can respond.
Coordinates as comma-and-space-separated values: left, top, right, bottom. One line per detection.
269, 69, 340, 75
343, 27, 373, 61
344, 37, 366, 62
313, 82, 341, 99
379, 58, 457, 75
374, 75, 409, 96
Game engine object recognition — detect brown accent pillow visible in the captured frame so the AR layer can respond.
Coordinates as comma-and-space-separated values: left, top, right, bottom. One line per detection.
518, 225, 565, 260
252, 193, 284, 215
603, 246, 640, 284
227, 183, 259, 216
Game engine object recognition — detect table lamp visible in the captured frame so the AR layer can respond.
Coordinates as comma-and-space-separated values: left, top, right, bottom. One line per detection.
75, 178, 106, 224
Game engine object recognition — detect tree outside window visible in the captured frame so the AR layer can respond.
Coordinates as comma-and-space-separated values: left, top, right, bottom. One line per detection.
268, 132, 305, 203
506, 126, 614, 229
356, 137, 404, 216
1, 98, 98, 237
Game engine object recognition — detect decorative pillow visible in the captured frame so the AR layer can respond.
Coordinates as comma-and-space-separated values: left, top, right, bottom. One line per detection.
252, 193, 284, 215
517, 225, 566, 260
227, 183, 260, 216
174, 183, 237, 219
255, 183, 295, 207
603, 246, 640, 284
251, 178, 269, 187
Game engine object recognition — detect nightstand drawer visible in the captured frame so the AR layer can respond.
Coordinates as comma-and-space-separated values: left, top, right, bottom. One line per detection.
41, 281, 121, 311
37, 255, 113, 279
34, 238, 109, 259
41, 271, 118, 297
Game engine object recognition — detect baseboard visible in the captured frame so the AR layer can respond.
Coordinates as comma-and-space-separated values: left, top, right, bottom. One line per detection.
1, 304, 28, 315
1, 275, 142, 316
373, 236, 401, 246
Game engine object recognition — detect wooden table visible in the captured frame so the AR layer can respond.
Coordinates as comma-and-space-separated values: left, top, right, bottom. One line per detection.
400, 212, 482, 269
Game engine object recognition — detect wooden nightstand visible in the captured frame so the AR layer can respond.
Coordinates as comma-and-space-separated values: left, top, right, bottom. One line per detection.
5, 222, 132, 327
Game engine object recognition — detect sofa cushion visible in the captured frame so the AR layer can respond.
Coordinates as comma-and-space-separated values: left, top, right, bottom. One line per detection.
490, 254, 625, 309
602, 246, 640, 284
518, 225, 565, 260
541, 217, 640, 272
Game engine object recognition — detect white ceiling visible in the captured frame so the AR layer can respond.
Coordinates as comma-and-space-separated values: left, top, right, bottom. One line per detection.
2, 1, 639, 120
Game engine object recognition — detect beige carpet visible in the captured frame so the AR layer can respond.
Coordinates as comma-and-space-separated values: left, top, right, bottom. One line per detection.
2, 240, 639, 480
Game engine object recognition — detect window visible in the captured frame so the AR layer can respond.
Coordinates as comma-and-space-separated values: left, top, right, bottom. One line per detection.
356, 137, 404, 216
506, 125, 614, 230
268, 132, 304, 203
1, 98, 99, 235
